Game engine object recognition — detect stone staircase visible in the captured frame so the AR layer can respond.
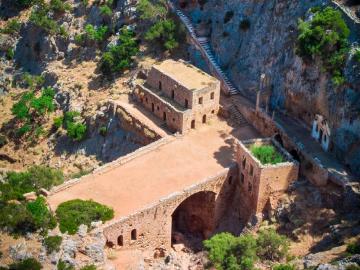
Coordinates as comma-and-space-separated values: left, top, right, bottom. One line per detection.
228, 105, 248, 127
171, 5, 240, 96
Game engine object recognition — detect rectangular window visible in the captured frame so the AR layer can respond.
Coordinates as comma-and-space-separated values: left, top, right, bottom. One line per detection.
185, 99, 189, 108
210, 92, 214, 100
242, 157, 246, 169
248, 182, 252, 192
240, 173, 244, 184
250, 165, 254, 176
199, 97, 203, 105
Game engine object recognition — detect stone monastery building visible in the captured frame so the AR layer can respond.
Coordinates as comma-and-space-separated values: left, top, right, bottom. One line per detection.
135, 59, 221, 133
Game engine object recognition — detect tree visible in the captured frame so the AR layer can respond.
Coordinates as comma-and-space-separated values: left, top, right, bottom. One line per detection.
256, 228, 289, 261
137, 0, 182, 51
297, 7, 350, 86
100, 27, 139, 75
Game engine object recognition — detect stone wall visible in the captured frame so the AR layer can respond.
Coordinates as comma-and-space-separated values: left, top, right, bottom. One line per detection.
236, 138, 299, 221
102, 166, 238, 251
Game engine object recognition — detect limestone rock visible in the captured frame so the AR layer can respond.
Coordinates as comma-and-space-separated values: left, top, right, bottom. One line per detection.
9, 242, 32, 261
77, 224, 88, 238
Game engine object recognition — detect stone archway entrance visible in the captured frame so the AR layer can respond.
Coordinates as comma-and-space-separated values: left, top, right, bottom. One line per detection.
171, 191, 216, 251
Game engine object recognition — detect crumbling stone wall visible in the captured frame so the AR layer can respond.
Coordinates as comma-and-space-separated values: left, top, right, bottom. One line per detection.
236, 138, 299, 221
102, 166, 238, 251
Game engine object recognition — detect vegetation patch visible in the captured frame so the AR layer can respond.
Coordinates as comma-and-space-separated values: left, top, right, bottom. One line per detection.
250, 145, 284, 165
0, 19, 22, 35
44, 235, 63, 254
0, 166, 63, 201
56, 199, 114, 234
6, 258, 42, 270
137, 0, 184, 51
100, 27, 139, 75
204, 229, 289, 270
63, 111, 87, 141
297, 7, 350, 86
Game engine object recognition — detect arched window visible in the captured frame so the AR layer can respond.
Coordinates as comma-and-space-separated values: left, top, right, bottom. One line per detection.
131, 229, 137, 240
117, 235, 123, 246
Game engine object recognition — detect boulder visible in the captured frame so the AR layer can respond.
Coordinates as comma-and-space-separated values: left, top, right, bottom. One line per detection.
9, 242, 32, 261
23, 191, 37, 201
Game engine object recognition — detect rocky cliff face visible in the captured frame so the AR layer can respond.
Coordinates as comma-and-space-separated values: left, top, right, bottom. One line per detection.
183, 0, 360, 175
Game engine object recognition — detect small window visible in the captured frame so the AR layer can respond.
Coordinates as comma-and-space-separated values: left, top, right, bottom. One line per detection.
117, 235, 123, 246
199, 97, 203, 104
131, 229, 137, 240
159, 81, 162, 90
157, 106, 160, 111
210, 92, 215, 100
240, 173, 244, 184
173, 118, 175, 122
145, 97, 148, 103
229, 176, 233, 185
171, 90, 175, 99
249, 165, 254, 176
211, 110, 215, 114
185, 99, 189, 108
163, 112, 167, 121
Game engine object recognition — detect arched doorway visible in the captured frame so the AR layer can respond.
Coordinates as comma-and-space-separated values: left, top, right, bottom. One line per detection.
191, 120, 196, 129
274, 133, 283, 147
202, 114, 207, 124
172, 191, 216, 251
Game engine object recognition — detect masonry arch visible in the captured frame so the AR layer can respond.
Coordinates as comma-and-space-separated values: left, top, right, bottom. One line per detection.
171, 191, 216, 250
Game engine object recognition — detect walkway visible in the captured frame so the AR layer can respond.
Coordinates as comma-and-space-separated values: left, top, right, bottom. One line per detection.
47, 118, 260, 218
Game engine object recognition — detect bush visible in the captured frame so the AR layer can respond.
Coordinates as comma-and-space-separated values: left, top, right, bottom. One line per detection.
53, 116, 64, 129
80, 266, 97, 270
44, 235, 62, 254
99, 126, 107, 136
100, 27, 139, 75
57, 260, 74, 270
346, 240, 360, 254
64, 111, 87, 141
56, 199, 114, 234
297, 7, 350, 86
8, 258, 42, 270
27, 197, 57, 232
273, 264, 296, 270
21, 73, 45, 91
204, 232, 258, 270
84, 24, 108, 43
0, 134, 7, 147
100, 5, 112, 16
30, 8, 59, 35
250, 145, 284, 165
354, 48, 360, 63
49, 0, 72, 14
0, 20, 22, 34
6, 48, 15, 60
0, 202, 35, 234
137, 0, 182, 51
256, 228, 289, 261
0, 166, 63, 201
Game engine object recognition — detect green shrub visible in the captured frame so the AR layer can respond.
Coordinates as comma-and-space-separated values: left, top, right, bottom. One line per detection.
273, 264, 296, 270
74, 33, 85, 45
84, 24, 108, 42
8, 258, 42, 270
44, 235, 63, 254
256, 228, 289, 261
0, 166, 63, 201
53, 116, 64, 129
27, 197, 57, 232
99, 126, 107, 136
6, 48, 15, 60
50, 0, 72, 13
354, 48, 360, 63
80, 265, 97, 270
137, 0, 182, 51
64, 111, 87, 141
56, 199, 114, 234
250, 145, 284, 165
297, 7, 350, 86
57, 260, 74, 270
345, 265, 360, 270
100, 5, 112, 16
204, 232, 258, 270
100, 27, 139, 75
22, 73, 45, 91
346, 240, 360, 254
0, 20, 22, 34
0, 202, 35, 234
30, 8, 59, 35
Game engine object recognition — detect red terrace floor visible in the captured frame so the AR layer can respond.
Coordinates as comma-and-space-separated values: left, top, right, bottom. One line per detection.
47, 117, 260, 220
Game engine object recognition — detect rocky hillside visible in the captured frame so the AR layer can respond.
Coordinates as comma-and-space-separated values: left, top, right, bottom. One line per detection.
182, 0, 360, 176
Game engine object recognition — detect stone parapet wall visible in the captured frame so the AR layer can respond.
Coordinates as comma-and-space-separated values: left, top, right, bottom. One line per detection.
102, 165, 238, 251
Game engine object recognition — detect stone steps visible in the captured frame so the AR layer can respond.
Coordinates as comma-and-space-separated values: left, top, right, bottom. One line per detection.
171, 5, 240, 96
229, 105, 248, 127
